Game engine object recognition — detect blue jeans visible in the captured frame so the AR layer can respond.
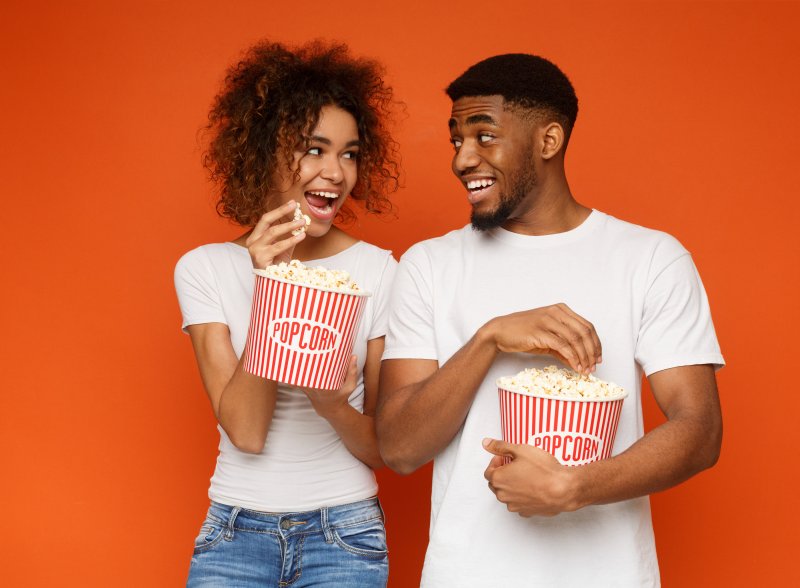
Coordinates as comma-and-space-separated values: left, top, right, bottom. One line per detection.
186, 498, 388, 587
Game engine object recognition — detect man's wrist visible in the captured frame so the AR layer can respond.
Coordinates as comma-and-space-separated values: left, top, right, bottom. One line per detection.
476, 318, 500, 353
560, 465, 591, 512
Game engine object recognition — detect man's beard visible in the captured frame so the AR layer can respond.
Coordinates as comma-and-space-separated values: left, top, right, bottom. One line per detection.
470, 164, 536, 232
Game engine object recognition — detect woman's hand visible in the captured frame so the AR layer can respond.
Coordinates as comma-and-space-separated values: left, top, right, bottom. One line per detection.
303, 356, 358, 420
245, 200, 307, 269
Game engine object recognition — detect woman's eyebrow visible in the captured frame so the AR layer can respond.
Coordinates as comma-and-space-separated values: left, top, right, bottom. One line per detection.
309, 135, 361, 148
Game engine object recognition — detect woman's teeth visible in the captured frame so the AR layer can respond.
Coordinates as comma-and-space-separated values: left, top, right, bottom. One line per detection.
306, 191, 339, 199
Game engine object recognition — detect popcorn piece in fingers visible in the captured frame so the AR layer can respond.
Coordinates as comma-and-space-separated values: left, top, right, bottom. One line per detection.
292, 204, 312, 236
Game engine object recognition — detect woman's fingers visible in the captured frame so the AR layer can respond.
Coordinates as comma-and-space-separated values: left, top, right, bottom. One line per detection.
246, 201, 310, 268
247, 200, 300, 246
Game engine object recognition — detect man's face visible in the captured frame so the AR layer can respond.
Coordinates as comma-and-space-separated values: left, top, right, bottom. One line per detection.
448, 95, 537, 231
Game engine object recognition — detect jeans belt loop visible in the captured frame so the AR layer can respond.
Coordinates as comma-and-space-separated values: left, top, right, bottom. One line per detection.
321, 507, 334, 544
224, 506, 241, 541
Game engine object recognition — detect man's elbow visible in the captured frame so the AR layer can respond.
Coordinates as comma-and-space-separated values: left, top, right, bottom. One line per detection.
697, 417, 723, 472
378, 440, 423, 475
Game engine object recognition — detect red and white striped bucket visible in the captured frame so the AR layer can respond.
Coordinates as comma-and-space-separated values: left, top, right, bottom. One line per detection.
497, 385, 627, 466
244, 273, 370, 390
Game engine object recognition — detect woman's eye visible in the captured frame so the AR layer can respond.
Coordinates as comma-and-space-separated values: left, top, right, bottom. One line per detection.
343, 151, 359, 160
307, 147, 321, 156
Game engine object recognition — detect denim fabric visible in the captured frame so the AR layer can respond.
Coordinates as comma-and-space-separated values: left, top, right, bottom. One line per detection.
186, 497, 388, 587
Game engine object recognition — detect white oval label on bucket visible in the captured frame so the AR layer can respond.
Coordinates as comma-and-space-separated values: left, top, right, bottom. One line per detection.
529, 433, 604, 466
268, 318, 341, 355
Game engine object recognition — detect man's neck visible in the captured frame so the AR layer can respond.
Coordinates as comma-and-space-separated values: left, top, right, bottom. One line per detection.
502, 180, 591, 236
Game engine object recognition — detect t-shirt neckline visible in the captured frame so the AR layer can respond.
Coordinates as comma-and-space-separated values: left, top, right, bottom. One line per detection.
225, 240, 363, 265
487, 209, 604, 248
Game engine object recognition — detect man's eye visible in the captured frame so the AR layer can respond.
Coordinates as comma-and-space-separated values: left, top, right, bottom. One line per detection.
451, 139, 462, 150
479, 134, 493, 143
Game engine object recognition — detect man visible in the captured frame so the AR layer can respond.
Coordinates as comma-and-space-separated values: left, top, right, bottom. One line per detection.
377, 54, 723, 586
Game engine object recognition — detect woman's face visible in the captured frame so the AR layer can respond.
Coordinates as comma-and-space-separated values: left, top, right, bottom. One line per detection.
273, 105, 359, 237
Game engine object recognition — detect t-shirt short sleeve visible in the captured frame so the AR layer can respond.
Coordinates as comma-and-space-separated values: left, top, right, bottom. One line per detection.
174, 247, 227, 333
367, 254, 398, 340
383, 245, 438, 361
635, 246, 725, 376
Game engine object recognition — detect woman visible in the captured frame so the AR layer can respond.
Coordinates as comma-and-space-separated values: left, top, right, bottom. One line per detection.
175, 40, 399, 587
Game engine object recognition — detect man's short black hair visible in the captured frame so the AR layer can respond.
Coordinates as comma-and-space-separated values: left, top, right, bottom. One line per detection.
446, 54, 578, 140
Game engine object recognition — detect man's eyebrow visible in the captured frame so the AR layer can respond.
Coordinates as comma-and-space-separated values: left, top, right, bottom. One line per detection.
309, 135, 360, 148
448, 114, 499, 130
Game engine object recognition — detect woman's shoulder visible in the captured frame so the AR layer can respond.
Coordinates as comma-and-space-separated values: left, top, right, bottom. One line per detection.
340, 240, 395, 272
175, 242, 249, 277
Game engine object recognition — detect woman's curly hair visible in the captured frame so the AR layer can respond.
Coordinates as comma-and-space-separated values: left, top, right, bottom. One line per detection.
203, 40, 400, 226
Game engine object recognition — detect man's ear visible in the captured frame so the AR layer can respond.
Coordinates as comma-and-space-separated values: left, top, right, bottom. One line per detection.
540, 122, 565, 160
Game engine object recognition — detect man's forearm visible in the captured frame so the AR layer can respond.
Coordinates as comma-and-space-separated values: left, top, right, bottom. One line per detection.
566, 411, 722, 510
378, 327, 498, 474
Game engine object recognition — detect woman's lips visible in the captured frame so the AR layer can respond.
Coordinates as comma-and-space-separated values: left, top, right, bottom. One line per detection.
304, 192, 337, 221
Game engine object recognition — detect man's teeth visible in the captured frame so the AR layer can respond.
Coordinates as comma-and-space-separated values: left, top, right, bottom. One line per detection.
467, 179, 496, 190
307, 191, 338, 199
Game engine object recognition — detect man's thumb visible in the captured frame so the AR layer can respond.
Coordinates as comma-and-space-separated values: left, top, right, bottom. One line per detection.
482, 437, 514, 457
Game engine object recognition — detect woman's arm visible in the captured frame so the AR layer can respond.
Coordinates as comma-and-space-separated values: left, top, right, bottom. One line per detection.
187, 322, 279, 454
185, 201, 310, 453
302, 337, 386, 469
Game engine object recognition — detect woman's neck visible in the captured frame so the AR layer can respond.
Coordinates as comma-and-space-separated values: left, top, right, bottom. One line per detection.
233, 225, 358, 262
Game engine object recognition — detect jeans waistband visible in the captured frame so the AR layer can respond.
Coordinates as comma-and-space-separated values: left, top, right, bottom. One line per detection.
207, 497, 384, 536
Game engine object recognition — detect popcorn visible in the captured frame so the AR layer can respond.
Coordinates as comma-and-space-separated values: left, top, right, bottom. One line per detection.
497, 366, 625, 400
261, 259, 361, 292
291, 204, 312, 236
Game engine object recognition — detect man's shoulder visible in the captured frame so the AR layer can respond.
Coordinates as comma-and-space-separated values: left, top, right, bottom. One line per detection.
598, 211, 688, 258
400, 225, 474, 260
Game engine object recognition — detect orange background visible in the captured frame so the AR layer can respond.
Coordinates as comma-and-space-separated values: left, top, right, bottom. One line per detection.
2, 1, 798, 585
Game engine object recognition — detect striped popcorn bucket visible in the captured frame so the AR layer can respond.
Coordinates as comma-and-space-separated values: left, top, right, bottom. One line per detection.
497, 385, 627, 466
244, 273, 370, 390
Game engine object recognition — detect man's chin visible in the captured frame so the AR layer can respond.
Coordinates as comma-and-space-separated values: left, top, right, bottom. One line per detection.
470, 210, 507, 232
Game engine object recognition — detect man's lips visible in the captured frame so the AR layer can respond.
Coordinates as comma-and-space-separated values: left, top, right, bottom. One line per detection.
463, 177, 497, 205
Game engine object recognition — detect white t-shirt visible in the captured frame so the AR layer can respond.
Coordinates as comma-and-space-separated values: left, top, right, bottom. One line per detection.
383, 211, 724, 587
175, 241, 396, 511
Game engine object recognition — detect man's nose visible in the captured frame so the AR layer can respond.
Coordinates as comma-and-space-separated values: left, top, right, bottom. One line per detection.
453, 142, 480, 173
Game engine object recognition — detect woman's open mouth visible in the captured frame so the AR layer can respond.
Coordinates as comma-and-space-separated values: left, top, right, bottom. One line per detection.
304, 191, 339, 221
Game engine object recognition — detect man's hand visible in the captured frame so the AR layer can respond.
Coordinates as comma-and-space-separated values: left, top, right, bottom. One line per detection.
483, 438, 579, 517
484, 304, 602, 375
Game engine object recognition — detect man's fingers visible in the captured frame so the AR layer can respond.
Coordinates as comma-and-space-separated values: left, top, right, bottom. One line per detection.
482, 437, 516, 459
554, 304, 602, 369
544, 310, 598, 373
535, 328, 583, 373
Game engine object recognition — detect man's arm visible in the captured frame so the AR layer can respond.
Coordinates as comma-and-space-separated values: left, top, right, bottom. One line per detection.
483, 364, 722, 516
377, 304, 603, 474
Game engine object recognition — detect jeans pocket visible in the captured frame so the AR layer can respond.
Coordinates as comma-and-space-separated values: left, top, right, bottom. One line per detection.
192, 515, 226, 554
332, 518, 388, 559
